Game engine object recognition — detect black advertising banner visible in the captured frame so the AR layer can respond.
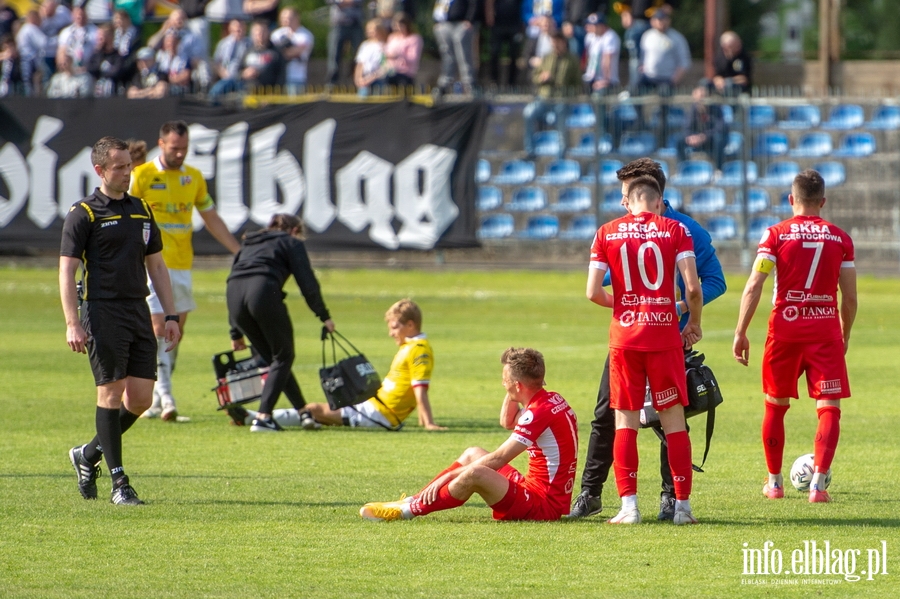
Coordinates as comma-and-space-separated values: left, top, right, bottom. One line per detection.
0, 98, 488, 253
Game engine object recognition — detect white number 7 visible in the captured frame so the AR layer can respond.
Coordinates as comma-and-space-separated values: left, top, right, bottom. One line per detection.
802, 241, 823, 289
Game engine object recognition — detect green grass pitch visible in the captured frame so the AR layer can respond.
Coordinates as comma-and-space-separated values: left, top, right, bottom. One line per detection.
0, 266, 897, 598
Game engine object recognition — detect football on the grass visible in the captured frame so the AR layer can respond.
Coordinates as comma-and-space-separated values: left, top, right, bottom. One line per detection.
790, 453, 832, 492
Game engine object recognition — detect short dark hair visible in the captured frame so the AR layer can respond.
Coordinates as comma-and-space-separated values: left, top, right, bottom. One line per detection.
617, 158, 666, 193
551, 31, 568, 44
91, 136, 129, 169
159, 120, 189, 139
267, 213, 304, 237
626, 175, 661, 202
501, 347, 545, 387
792, 169, 825, 205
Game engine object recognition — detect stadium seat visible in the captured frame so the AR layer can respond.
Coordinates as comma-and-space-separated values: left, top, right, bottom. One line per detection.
612, 103, 639, 128
670, 159, 714, 186
778, 104, 821, 129
721, 104, 734, 125
476, 159, 491, 184
821, 104, 865, 130
559, 214, 599, 240
566, 103, 596, 129
552, 186, 592, 212
748, 104, 776, 129
491, 159, 535, 185
477, 214, 514, 239
754, 131, 789, 157
663, 187, 682, 210
602, 188, 625, 213
832, 132, 876, 157
651, 105, 687, 130
477, 186, 503, 211
865, 104, 900, 130
599, 159, 623, 185
813, 161, 846, 187
772, 190, 792, 214
536, 159, 581, 185
717, 160, 758, 186
731, 188, 770, 214
569, 133, 597, 157
706, 216, 737, 241
749, 216, 781, 241
689, 187, 726, 213
759, 161, 800, 187
507, 187, 548, 211
723, 131, 743, 159
618, 131, 657, 157
519, 215, 560, 239
789, 132, 833, 158
532, 131, 563, 157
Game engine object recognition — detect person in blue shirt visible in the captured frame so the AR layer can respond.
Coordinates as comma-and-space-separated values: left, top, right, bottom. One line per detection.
570, 157, 726, 521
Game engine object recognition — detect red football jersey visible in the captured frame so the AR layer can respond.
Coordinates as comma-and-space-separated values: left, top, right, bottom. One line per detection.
757, 215, 855, 341
590, 211, 695, 351
510, 389, 579, 516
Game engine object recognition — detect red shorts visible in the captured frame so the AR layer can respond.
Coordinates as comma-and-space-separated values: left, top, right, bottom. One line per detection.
490, 466, 563, 521
609, 347, 689, 411
762, 335, 850, 400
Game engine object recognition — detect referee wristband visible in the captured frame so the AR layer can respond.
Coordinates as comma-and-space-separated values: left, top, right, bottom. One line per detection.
165, 314, 180, 323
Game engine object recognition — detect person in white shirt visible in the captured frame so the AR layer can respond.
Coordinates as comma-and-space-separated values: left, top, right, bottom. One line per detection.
582, 12, 619, 92
270, 7, 314, 94
39, 0, 72, 77
354, 18, 387, 96
15, 10, 47, 95
57, 5, 98, 75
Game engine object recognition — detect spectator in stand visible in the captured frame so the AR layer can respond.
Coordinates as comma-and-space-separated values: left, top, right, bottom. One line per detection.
713, 30, 751, 96
523, 31, 581, 158
522, 0, 563, 67
181, 0, 213, 60
384, 11, 421, 88
39, 0, 72, 79
676, 81, 727, 170
615, 1, 677, 92
16, 10, 46, 95
209, 18, 250, 98
80, 0, 112, 25
375, 0, 416, 29
638, 8, 689, 145
46, 51, 93, 97
484, 0, 523, 88
326, 0, 364, 86
87, 24, 125, 96
147, 9, 200, 64
156, 31, 191, 95
432, 0, 477, 94
57, 5, 97, 77
561, 0, 606, 58
354, 18, 387, 96
127, 46, 168, 98
0, 35, 25, 97
114, 0, 145, 28
526, 15, 556, 72
0, 0, 17, 39
243, 0, 279, 26
112, 10, 140, 83
270, 7, 314, 95
582, 12, 618, 93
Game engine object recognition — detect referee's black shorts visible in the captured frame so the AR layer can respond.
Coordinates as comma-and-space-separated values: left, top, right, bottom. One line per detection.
82, 299, 157, 386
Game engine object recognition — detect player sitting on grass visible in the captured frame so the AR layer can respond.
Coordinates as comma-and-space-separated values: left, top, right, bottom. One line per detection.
359, 347, 578, 522
227, 298, 446, 431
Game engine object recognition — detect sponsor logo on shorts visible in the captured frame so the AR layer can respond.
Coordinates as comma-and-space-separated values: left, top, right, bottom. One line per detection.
673, 476, 686, 482
782, 306, 799, 322
818, 379, 842, 394
655, 387, 679, 406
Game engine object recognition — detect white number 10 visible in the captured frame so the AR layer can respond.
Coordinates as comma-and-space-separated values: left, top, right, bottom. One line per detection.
802, 241, 824, 288
620, 241, 664, 291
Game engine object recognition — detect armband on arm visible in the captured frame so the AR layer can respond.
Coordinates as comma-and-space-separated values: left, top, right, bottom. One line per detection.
753, 256, 775, 274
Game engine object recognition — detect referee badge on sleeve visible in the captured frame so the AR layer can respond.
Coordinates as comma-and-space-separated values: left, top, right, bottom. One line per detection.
143, 223, 151, 245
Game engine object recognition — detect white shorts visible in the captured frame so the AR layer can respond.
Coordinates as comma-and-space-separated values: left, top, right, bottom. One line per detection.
147, 269, 196, 314
340, 400, 394, 429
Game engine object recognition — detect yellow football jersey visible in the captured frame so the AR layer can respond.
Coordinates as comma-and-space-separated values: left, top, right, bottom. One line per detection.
129, 157, 215, 270
372, 334, 434, 426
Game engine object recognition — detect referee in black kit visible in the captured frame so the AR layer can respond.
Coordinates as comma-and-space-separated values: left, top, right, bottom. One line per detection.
60, 136, 182, 505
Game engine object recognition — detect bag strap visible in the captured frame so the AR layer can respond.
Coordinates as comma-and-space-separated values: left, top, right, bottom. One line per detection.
321, 327, 338, 368
348, 403, 403, 432
651, 405, 715, 473
321, 328, 365, 361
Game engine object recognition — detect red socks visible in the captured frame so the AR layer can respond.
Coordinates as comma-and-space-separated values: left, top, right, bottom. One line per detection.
415, 461, 462, 498
814, 406, 841, 473
762, 402, 790, 475
665, 430, 693, 500
410, 484, 465, 516
613, 428, 639, 497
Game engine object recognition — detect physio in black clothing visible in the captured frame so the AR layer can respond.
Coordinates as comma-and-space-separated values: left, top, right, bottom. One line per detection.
226, 213, 335, 433
61, 136, 182, 506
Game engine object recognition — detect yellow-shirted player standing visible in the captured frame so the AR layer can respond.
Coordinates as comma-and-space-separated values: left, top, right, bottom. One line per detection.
130, 121, 241, 421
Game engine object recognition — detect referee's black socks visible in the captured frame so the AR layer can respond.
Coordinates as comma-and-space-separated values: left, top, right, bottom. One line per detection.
82, 406, 142, 465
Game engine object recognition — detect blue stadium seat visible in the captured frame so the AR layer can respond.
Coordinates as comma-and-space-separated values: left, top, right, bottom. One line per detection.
660, 160, 670, 180
552, 186, 592, 212
813, 161, 846, 187
491, 159, 535, 185
569, 133, 596, 157
721, 104, 734, 125
717, 160, 758, 186
477, 214, 514, 239
772, 191, 792, 214
651, 105, 687, 130
749, 105, 776, 129
612, 104, 639, 127
476, 158, 491, 183
706, 216, 738, 241
731, 188, 770, 214
754, 131, 789, 157
749, 216, 781, 241
778, 104, 821, 129
822, 104, 865, 130
832, 132, 876, 157
663, 187, 682, 210
670, 159, 714, 186
477, 186, 503, 211
600, 159, 623, 185
618, 131, 657, 157
865, 104, 900, 130
566, 103, 596, 129
689, 187, 726, 213
507, 187, 548, 211
533, 131, 563, 157
602, 188, 625, 213
519, 215, 560, 239
759, 161, 800, 187
789, 132, 833, 158
723, 131, 743, 159
559, 214, 598, 240
536, 159, 581, 185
